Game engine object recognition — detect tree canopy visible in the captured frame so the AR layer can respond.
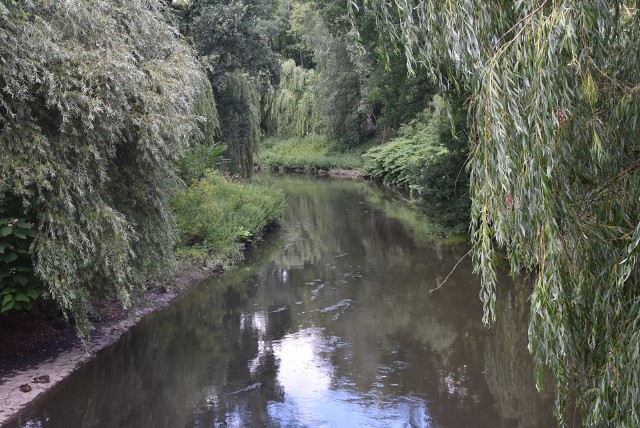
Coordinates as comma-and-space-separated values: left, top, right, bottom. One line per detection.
351, 0, 640, 425
0, 0, 207, 335
185, 0, 280, 176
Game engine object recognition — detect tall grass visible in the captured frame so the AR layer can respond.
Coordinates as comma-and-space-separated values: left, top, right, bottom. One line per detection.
258, 135, 365, 171
171, 170, 287, 265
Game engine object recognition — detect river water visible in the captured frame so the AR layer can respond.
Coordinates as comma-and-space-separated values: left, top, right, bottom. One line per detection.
9, 175, 556, 427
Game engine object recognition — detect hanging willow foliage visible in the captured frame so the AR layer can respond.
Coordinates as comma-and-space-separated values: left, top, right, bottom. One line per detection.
216, 71, 262, 177
351, 1, 640, 426
192, 76, 220, 148
263, 59, 323, 137
0, 0, 206, 336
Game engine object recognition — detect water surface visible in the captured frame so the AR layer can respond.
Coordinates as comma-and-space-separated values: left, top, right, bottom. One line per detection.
10, 175, 555, 427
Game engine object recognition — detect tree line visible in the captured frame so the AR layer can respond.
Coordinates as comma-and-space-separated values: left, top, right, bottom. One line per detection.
2, 1, 638, 425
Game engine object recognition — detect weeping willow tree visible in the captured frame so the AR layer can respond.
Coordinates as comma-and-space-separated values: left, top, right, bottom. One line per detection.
186, 0, 280, 177
214, 71, 262, 177
192, 77, 221, 148
0, 0, 207, 336
351, 1, 640, 426
176, 76, 223, 183
264, 59, 323, 136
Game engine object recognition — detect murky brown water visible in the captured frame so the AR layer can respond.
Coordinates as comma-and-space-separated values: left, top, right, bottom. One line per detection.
9, 175, 556, 427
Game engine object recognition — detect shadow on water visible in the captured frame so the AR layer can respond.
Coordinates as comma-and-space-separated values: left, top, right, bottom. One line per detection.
9, 174, 556, 428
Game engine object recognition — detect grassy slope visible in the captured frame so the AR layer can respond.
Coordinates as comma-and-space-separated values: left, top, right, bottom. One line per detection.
171, 170, 287, 266
257, 135, 367, 172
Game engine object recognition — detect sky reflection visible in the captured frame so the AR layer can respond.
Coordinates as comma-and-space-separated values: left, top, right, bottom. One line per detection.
268, 328, 433, 427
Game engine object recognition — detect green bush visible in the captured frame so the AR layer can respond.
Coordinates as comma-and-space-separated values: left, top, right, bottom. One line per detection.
0, 197, 42, 314
176, 143, 228, 184
363, 96, 470, 231
259, 135, 364, 171
171, 171, 287, 264
363, 98, 448, 185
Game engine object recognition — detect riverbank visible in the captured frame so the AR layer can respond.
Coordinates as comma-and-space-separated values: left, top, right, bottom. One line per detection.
257, 135, 369, 173
0, 260, 219, 426
255, 165, 364, 179
0, 172, 287, 427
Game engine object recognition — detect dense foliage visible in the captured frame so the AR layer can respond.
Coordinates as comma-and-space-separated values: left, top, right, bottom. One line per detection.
185, 0, 280, 177
363, 96, 470, 230
271, 1, 370, 147
171, 170, 286, 264
364, 99, 449, 187
259, 135, 364, 171
353, 0, 640, 425
0, 0, 207, 335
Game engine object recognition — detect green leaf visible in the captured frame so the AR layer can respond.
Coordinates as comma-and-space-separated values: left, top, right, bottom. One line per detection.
3, 253, 18, 263
1, 299, 15, 314
14, 293, 30, 303
13, 274, 28, 285
12, 229, 27, 239
2, 294, 12, 306
0, 241, 9, 254
27, 289, 42, 299
0, 226, 12, 237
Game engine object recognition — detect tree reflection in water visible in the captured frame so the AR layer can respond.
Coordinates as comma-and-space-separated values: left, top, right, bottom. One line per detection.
10, 175, 555, 428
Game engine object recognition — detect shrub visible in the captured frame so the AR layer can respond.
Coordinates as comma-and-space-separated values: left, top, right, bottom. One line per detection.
0, 196, 42, 314
363, 96, 470, 231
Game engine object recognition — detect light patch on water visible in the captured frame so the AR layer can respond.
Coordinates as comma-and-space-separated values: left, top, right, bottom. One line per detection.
248, 311, 268, 375
310, 283, 325, 300
319, 299, 353, 313
269, 328, 434, 427
317, 298, 354, 320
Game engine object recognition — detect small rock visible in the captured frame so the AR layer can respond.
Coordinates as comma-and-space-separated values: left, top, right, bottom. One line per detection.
33, 375, 50, 384
19, 384, 32, 393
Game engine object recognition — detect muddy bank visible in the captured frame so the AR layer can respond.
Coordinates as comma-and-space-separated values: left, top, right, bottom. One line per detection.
0, 262, 217, 427
255, 165, 364, 178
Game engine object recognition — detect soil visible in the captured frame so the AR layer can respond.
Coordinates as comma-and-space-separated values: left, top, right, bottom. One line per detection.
0, 313, 72, 371
0, 261, 218, 427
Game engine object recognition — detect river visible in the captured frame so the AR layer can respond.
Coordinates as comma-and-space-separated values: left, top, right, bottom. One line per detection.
8, 175, 556, 427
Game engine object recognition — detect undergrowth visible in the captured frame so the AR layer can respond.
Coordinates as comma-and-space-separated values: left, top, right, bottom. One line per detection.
171, 170, 287, 266
363, 96, 470, 231
258, 135, 366, 171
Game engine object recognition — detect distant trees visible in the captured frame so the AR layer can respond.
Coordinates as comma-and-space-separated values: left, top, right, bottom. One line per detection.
266, 0, 438, 147
353, 1, 640, 425
262, 0, 469, 229
183, 0, 280, 177
263, 59, 322, 137
0, 0, 208, 335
